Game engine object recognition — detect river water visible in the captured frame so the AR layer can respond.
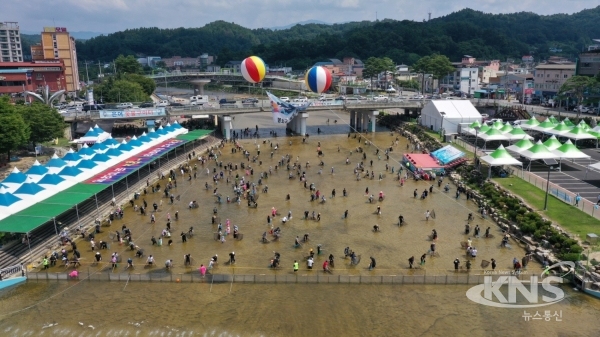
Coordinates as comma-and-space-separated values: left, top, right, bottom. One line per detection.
0, 110, 598, 336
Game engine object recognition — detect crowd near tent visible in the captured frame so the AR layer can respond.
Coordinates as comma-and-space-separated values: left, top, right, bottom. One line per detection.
419, 100, 482, 134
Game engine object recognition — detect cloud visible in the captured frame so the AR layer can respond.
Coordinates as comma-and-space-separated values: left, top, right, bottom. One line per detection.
4, 0, 597, 33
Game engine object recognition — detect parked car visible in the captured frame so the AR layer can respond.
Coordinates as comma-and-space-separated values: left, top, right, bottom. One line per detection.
82, 104, 105, 111
139, 102, 154, 108
573, 106, 590, 113
242, 97, 259, 104
344, 97, 361, 103
59, 106, 80, 114
116, 102, 133, 109
156, 100, 170, 107
279, 97, 290, 103
219, 98, 236, 105
170, 102, 184, 107
374, 95, 389, 101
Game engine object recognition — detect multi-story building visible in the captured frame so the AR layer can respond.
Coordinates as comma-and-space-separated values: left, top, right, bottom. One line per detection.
137, 56, 162, 68
0, 60, 67, 95
30, 27, 80, 93
454, 67, 479, 95
533, 63, 576, 98
577, 50, 600, 77
0, 22, 23, 62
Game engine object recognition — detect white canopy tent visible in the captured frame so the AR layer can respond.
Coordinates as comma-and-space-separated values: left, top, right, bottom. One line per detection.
519, 141, 561, 171
479, 145, 523, 178
419, 100, 482, 134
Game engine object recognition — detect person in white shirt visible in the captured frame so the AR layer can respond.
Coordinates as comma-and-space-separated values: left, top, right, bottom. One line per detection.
307, 257, 314, 269
471, 248, 477, 258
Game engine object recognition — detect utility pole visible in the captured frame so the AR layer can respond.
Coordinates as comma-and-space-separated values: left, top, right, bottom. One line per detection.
98, 60, 102, 79
84, 60, 90, 84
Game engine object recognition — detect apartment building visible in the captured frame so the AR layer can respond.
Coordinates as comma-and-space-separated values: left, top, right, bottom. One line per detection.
30, 27, 80, 93
0, 22, 23, 62
533, 63, 576, 97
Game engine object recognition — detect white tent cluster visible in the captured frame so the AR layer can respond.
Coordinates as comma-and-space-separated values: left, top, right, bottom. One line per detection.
0, 123, 187, 220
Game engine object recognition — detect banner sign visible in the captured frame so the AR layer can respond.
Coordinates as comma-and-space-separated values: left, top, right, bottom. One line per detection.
85, 139, 185, 184
99, 108, 166, 119
267, 91, 310, 124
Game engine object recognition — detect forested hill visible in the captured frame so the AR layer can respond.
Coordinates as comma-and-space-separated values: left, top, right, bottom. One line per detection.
75, 6, 600, 69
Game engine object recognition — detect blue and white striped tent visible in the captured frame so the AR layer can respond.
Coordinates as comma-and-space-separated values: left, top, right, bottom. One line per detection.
75, 159, 98, 170
13, 182, 45, 196
57, 165, 83, 177
37, 173, 66, 186
62, 149, 82, 163
2, 167, 28, 187
25, 160, 49, 177
0, 187, 21, 207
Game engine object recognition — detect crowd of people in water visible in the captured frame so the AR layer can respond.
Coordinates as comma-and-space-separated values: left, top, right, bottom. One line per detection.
42, 126, 533, 277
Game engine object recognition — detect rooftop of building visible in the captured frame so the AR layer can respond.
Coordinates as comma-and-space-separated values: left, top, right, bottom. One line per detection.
535, 64, 576, 70
0, 60, 64, 68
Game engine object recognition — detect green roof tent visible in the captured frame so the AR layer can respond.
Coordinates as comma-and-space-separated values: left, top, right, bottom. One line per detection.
480, 144, 522, 177
532, 118, 557, 132
563, 118, 575, 127
520, 117, 540, 130
506, 138, 535, 153
479, 127, 509, 142
520, 140, 560, 160
542, 135, 563, 150
546, 121, 572, 136
552, 140, 591, 159
506, 127, 533, 141
499, 122, 514, 133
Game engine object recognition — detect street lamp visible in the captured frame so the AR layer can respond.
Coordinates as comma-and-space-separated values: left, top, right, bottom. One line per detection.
473, 126, 481, 169
543, 158, 558, 211
440, 111, 446, 140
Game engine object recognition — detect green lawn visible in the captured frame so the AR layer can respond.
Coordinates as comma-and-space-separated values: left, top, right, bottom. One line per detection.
494, 177, 600, 239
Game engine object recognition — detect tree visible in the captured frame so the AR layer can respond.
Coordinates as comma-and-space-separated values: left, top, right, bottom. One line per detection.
363, 57, 396, 92
155, 61, 167, 69
412, 54, 455, 90
124, 73, 156, 96
107, 80, 149, 103
15, 103, 65, 147
0, 97, 30, 159
396, 79, 420, 90
363, 57, 380, 94
114, 55, 144, 75
558, 75, 599, 118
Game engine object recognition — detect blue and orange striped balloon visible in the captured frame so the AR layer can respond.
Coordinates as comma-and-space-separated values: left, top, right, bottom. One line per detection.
305, 66, 332, 93
241, 56, 266, 83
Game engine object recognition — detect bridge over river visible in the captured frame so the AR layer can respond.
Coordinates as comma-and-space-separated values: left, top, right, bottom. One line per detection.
62, 100, 424, 139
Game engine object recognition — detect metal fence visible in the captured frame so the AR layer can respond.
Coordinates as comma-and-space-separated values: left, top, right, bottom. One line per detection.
27, 269, 534, 285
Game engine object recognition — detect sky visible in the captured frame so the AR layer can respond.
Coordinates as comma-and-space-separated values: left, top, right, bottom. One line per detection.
5, 0, 599, 34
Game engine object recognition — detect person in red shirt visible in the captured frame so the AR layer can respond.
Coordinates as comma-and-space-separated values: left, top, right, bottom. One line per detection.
323, 260, 330, 273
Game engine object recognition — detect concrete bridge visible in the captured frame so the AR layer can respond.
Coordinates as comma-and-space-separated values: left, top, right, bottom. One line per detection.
148, 72, 306, 93
62, 101, 425, 139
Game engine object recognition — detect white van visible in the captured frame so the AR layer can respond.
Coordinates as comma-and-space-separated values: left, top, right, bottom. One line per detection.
116, 102, 133, 109
156, 100, 170, 107
190, 95, 209, 105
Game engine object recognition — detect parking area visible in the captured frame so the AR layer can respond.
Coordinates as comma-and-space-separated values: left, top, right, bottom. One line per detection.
523, 150, 600, 203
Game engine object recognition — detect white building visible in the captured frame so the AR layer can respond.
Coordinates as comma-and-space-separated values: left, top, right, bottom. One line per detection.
420, 100, 482, 134
454, 67, 479, 95
0, 22, 23, 62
